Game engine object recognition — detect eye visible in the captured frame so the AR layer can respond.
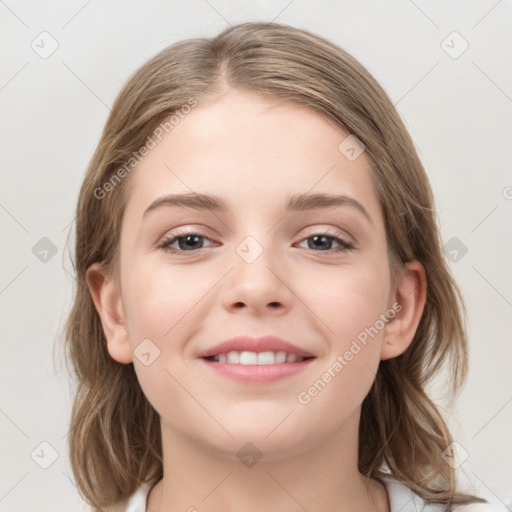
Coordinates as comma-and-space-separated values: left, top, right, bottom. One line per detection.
158, 230, 215, 253
158, 229, 355, 254
296, 231, 354, 254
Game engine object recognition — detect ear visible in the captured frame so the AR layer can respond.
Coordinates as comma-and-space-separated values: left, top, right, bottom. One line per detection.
86, 262, 133, 364
381, 260, 427, 360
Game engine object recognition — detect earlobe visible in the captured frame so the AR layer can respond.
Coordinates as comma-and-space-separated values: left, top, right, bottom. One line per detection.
381, 260, 427, 360
86, 263, 133, 364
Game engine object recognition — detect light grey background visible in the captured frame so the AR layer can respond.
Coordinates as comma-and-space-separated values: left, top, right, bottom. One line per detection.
1, 1, 511, 511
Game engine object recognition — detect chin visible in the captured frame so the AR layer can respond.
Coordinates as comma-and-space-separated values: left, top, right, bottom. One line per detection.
202, 422, 321, 463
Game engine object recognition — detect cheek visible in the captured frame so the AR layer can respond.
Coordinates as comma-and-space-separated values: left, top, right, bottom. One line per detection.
121, 261, 216, 427
304, 259, 390, 350
293, 285, 388, 433
121, 260, 213, 344
335, 273, 389, 348
295, 261, 389, 403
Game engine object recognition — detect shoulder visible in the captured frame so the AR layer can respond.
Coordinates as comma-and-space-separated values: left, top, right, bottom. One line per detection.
122, 480, 154, 512
451, 503, 511, 512
115, 476, 510, 512
381, 476, 509, 512
80, 480, 154, 512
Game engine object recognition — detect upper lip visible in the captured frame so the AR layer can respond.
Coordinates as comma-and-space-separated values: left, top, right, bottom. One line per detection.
197, 335, 316, 358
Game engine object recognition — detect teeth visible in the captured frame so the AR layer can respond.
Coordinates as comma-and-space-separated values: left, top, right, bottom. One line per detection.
227, 351, 240, 364
212, 350, 306, 364
239, 351, 258, 365
257, 351, 275, 365
275, 351, 287, 363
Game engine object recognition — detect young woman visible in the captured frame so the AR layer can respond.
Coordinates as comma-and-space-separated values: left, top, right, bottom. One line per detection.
63, 21, 503, 512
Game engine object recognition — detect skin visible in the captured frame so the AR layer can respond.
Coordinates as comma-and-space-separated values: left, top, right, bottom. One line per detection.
87, 88, 426, 512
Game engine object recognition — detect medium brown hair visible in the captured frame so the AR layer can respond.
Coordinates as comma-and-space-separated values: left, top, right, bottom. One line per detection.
62, 21, 483, 511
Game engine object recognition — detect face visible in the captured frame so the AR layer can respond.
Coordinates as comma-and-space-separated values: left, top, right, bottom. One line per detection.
109, 89, 399, 460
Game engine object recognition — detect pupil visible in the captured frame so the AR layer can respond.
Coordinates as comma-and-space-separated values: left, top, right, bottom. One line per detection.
180, 235, 202, 251
311, 235, 330, 250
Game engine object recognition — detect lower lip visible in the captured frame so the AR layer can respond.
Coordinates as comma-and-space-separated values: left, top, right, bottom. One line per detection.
199, 358, 315, 383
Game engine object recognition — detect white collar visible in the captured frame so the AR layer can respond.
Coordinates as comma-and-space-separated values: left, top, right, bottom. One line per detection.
380, 476, 445, 511
123, 475, 502, 512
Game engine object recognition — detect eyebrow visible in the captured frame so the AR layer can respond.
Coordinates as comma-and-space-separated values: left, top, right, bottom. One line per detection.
143, 191, 373, 227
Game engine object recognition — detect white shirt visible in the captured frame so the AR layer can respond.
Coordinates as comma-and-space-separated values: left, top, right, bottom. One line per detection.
122, 476, 509, 512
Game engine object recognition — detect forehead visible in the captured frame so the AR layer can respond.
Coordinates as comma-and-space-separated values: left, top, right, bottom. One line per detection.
122, 89, 383, 226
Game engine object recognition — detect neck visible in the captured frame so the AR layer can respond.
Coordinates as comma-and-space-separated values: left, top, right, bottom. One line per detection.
146, 410, 390, 512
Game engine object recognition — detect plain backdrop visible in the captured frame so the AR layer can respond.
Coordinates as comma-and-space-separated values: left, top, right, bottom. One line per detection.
0, 1, 511, 511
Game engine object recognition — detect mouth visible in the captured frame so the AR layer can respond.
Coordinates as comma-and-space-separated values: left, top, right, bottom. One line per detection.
197, 334, 316, 361
200, 352, 315, 383
198, 335, 317, 383
202, 351, 315, 365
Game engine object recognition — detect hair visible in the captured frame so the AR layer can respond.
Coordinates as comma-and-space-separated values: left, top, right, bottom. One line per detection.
62, 21, 485, 511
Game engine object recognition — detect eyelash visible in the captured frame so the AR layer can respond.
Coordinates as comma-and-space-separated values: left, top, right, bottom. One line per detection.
157, 228, 355, 255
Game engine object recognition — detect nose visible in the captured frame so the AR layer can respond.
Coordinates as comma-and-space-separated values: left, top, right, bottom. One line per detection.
220, 239, 293, 316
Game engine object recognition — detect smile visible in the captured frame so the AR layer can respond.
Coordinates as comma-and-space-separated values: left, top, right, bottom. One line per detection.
204, 350, 312, 365
200, 352, 316, 383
